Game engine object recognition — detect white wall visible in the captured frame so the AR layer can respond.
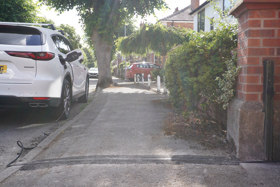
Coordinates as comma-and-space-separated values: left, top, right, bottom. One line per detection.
205, 0, 222, 32
193, 0, 237, 32
193, 14, 198, 32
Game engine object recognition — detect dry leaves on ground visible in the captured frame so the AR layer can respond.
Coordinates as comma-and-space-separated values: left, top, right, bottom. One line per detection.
164, 110, 232, 152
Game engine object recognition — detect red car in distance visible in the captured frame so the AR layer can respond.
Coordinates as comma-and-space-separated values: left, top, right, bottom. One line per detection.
126, 62, 161, 81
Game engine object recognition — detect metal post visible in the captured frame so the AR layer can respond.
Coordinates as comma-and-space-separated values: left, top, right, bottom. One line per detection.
137, 74, 139, 83
142, 73, 144, 84
157, 75, 160, 93
124, 60, 126, 80
134, 74, 136, 83
148, 74, 151, 87
124, 24, 127, 80
263, 59, 274, 161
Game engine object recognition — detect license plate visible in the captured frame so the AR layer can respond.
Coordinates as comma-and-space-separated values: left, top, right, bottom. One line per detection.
0, 65, 7, 74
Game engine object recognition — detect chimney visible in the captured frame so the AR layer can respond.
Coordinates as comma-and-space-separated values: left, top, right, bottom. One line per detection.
174, 7, 179, 13
191, 0, 199, 10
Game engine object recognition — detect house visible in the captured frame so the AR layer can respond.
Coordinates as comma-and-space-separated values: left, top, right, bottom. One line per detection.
190, 0, 235, 32
159, 6, 194, 29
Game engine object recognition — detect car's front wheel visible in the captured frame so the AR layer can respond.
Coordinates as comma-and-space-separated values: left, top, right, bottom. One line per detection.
52, 79, 71, 120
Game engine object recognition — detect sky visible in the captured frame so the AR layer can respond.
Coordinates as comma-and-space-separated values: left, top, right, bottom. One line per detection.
37, 0, 191, 39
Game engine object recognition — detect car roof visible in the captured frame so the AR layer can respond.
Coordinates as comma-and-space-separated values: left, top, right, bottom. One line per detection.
0, 22, 64, 36
133, 62, 160, 66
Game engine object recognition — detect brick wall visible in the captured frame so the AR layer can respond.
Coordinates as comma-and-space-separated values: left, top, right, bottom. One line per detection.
147, 53, 155, 63
191, 0, 199, 10
237, 9, 280, 102
166, 22, 193, 29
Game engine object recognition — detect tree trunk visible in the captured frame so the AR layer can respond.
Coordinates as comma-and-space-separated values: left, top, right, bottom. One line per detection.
91, 30, 113, 88
162, 55, 166, 66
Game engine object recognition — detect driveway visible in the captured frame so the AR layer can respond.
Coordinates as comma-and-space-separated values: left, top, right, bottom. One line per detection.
0, 78, 279, 187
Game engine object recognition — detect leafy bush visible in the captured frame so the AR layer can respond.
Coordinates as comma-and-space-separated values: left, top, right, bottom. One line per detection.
165, 25, 238, 116
215, 50, 241, 109
151, 68, 165, 81
111, 65, 117, 75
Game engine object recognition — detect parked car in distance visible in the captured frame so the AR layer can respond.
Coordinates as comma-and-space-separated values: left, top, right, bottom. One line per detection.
0, 22, 89, 120
89, 67, 98, 78
126, 62, 161, 81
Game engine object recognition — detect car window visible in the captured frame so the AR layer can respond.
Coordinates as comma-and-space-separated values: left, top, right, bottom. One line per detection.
90, 68, 98, 71
52, 35, 72, 54
63, 38, 74, 51
138, 64, 149, 68
127, 65, 133, 70
0, 26, 42, 45
150, 64, 160, 69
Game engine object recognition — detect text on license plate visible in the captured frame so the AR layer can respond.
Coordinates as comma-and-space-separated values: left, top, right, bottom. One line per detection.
0, 65, 7, 74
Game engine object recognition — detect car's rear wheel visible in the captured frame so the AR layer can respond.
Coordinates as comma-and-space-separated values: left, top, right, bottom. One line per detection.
78, 77, 89, 103
52, 79, 71, 120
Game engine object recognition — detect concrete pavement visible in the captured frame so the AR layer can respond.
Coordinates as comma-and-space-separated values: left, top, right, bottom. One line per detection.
0, 78, 279, 187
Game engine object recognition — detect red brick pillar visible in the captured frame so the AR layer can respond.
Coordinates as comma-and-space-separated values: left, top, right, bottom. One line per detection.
227, 0, 280, 161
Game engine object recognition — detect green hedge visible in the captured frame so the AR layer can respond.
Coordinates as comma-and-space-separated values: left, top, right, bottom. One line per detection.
165, 25, 238, 115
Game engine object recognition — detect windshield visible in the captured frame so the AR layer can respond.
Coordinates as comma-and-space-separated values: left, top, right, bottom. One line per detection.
89, 68, 98, 72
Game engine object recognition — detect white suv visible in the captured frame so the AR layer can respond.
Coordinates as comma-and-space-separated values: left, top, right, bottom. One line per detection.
0, 22, 89, 119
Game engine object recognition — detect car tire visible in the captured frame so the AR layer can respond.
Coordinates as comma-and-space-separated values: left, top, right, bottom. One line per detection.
78, 77, 89, 103
52, 79, 72, 120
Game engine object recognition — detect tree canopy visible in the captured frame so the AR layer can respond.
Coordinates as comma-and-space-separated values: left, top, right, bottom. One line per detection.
111, 19, 136, 61
40, 0, 166, 40
57, 24, 82, 49
40, 0, 168, 88
0, 0, 42, 22
117, 23, 192, 56
82, 48, 96, 68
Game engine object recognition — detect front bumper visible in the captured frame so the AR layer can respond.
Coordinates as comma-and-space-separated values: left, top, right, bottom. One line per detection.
89, 73, 98, 77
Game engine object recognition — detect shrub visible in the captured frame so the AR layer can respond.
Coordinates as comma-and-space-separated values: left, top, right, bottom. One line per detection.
215, 50, 241, 109
151, 68, 165, 81
165, 25, 238, 116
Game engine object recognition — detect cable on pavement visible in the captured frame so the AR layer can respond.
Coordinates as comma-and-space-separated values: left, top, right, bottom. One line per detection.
6, 131, 49, 167
6, 141, 37, 167
7, 103, 66, 167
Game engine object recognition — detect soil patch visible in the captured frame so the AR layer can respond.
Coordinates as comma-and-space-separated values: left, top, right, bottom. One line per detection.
162, 101, 235, 156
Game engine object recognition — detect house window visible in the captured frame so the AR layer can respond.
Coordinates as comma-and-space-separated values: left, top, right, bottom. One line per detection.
197, 9, 205, 32
223, 0, 232, 11
210, 17, 214, 31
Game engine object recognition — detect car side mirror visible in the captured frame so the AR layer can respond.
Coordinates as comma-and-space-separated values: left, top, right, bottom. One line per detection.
65, 49, 84, 63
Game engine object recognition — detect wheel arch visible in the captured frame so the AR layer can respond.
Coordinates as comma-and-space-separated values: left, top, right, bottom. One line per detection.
63, 73, 73, 98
